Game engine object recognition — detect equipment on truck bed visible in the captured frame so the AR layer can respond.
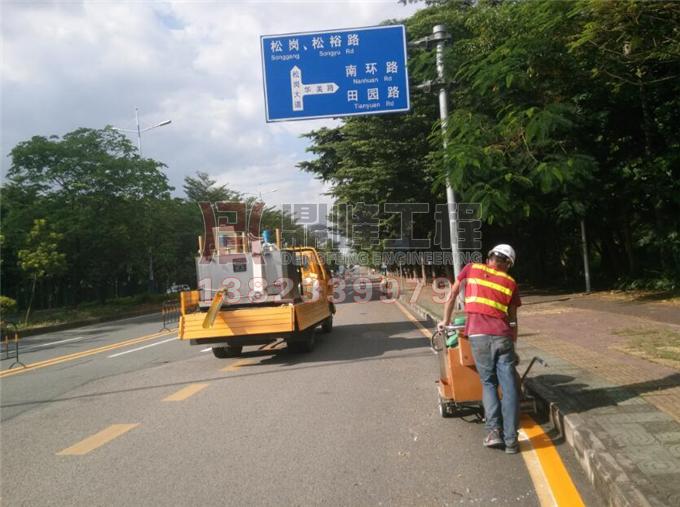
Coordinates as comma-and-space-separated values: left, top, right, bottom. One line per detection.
178, 225, 334, 358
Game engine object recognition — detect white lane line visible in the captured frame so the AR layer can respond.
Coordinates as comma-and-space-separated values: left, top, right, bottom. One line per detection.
107, 337, 177, 358
201, 348, 212, 352
23, 336, 85, 351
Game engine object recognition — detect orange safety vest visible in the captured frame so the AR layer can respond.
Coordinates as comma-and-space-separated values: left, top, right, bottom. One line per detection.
463, 263, 517, 318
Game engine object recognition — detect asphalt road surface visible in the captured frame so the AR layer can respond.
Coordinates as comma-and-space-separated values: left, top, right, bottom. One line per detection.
1, 285, 601, 506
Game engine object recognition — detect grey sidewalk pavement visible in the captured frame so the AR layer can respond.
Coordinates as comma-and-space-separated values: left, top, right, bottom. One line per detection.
396, 277, 680, 507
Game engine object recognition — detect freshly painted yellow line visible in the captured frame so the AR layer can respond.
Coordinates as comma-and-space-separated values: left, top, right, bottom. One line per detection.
521, 415, 585, 507
0, 330, 173, 379
57, 424, 139, 456
395, 299, 433, 339
163, 383, 209, 401
518, 431, 557, 506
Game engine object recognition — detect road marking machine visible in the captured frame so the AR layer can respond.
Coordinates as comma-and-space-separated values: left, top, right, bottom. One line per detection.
431, 316, 546, 419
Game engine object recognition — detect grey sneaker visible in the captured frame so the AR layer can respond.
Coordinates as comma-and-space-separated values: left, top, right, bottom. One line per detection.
483, 429, 504, 448
505, 441, 519, 454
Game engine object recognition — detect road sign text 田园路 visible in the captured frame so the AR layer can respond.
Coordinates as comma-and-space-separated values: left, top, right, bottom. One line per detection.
261, 25, 410, 122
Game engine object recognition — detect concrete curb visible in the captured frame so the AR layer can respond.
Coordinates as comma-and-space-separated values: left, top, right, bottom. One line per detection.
526, 379, 653, 507
397, 294, 655, 507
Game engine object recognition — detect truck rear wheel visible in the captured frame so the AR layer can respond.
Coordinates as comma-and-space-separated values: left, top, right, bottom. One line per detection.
212, 345, 242, 358
321, 314, 333, 333
287, 328, 315, 353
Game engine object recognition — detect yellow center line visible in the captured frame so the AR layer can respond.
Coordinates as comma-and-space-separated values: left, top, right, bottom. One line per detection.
162, 383, 209, 402
57, 424, 139, 456
0, 330, 174, 379
520, 415, 585, 506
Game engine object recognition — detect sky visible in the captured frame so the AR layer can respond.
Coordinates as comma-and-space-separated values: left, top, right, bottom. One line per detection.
1, 0, 422, 210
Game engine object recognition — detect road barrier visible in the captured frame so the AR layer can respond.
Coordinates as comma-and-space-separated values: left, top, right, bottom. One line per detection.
1, 321, 25, 369
161, 300, 180, 331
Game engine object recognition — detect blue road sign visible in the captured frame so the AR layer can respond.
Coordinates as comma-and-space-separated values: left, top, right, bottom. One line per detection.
260, 25, 410, 122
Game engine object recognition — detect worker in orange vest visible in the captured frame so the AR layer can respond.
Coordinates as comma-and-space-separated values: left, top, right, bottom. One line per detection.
439, 244, 522, 454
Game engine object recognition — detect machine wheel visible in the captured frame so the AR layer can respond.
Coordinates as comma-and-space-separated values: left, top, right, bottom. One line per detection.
287, 327, 315, 353
321, 314, 333, 333
438, 396, 455, 418
212, 347, 229, 358
212, 345, 242, 358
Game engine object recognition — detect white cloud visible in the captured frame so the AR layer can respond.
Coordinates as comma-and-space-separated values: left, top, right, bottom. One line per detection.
1, 0, 422, 212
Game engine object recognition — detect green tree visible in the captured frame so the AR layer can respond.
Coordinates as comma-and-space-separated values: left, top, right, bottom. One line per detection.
17, 219, 66, 324
183, 171, 243, 202
3, 127, 173, 305
301, 0, 680, 288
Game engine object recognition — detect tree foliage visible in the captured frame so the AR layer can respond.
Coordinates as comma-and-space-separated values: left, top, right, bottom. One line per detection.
17, 219, 66, 322
183, 171, 242, 203
301, 0, 680, 287
0, 130, 310, 313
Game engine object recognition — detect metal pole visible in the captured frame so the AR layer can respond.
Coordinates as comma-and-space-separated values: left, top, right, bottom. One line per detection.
433, 25, 463, 314
434, 25, 462, 280
135, 107, 142, 155
580, 219, 591, 293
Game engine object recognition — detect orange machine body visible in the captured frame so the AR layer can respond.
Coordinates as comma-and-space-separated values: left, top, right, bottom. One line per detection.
437, 331, 483, 405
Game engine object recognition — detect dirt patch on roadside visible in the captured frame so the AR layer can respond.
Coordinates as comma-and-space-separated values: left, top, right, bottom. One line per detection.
594, 290, 680, 306
612, 327, 680, 371
520, 304, 576, 317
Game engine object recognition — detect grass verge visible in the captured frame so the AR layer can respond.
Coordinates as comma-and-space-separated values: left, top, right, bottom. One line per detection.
2, 293, 173, 333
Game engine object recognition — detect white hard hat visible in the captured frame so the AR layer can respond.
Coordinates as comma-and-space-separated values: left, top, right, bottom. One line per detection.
488, 244, 516, 266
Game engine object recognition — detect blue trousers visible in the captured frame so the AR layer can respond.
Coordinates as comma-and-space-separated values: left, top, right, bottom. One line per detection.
469, 334, 520, 445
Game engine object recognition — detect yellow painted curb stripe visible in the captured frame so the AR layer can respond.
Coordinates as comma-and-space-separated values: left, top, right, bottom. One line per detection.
57, 424, 139, 456
163, 383, 209, 401
468, 277, 513, 296
0, 330, 173, 379
521, 415, 585, 507
464, 296, 508, 313
518, 432, 557, 506
394, 299, 433, 339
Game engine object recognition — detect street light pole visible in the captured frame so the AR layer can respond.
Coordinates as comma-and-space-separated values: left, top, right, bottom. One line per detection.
112, 107, 172, 157
242, 188, 279, 201
411, 26, 463, 308
433, 25, 462, 280
135, 107, 142, 153
111, 108, 171, 293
